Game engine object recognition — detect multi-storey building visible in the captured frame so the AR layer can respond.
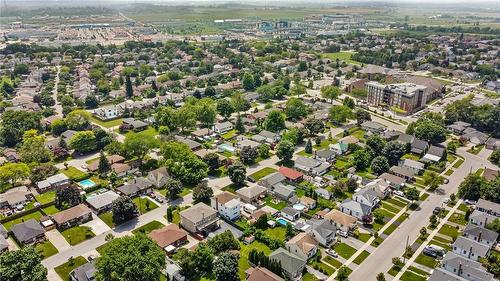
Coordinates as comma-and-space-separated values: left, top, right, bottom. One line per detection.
366, 82, 427, 113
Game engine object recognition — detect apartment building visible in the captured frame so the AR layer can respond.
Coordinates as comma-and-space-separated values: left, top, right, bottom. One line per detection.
366, 82, 427, 113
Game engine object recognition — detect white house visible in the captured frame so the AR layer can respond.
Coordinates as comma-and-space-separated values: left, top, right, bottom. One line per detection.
211, 192, 241, 221
94, 105, 122, 120
213, 121, 233, 134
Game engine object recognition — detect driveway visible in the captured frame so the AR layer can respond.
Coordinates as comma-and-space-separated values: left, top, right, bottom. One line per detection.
82, 214, 111, 235
46, 229, 71, 252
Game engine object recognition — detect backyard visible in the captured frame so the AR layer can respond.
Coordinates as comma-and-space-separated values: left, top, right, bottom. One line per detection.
61, 226, 95, 245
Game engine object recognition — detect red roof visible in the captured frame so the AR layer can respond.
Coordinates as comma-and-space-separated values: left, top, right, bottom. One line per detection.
278, 166, 303, 180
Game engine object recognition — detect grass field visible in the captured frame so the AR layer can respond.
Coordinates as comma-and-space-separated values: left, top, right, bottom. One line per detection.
35, 191, 56, 204
438, 224, 460, 239
238, 241, 272, 280
264, 226, 287, 241
61, 226, 95, 246
98, 211, 115, 228
124, 127, 160, 147
35, 240, 59, 259
401, 270, 427, 281
42, 205, 61, 215
352, 250, 370, 265
90, 116, 123, 128
60, 167, 88, 181
3, 211, 43, 230
133, 197, 158, 214
132, 220, 165, 235
322, 51, 361, 65
248, 167, 277, 181
334, 243, 357, 260
453, 159, 464, 169
324, 256, 343, 268
448, 212, 466, 225
415, 253, 438, 268
55, 256, 88, 281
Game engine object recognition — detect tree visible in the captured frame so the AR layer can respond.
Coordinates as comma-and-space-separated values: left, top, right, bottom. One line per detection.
213, 252, 239, 281
55, 186, 81, 209
352, 149, 372, 170
371, 156, 389, 175
457, 173, 484, 201
305, 139, 313, 154
420, 227, 427, 237
286, 222, 294, 237
239, 146, 258, 165
321, 85, 340, 103
382, 141, 406, 165
376, 273, 386, 281
19, 130, 53, 163
193, 181, 213, 203
228, 162, 246, 186
165, 178, 183, 200
14, 63, 29, 76
430, 214, 438, 226
404, 186, 420, 201
329, 105, 353, 124
166, 206, 174, 222
203, 153, 220, 173
85, 95, 99, 108
258, 144, 270, 159
217, 99, 234, 120
304, 118, 324, 136
276, 140, 294, 162
235, 114, 245, 133
343, 96, 355, 109
70, 131, 97, 153
422, 171, 445, 190
204, 86, 216, 97
366, 135, 386, 156
413, 120, 447, 145
0, 163, 30, 187
161, 141, 208, 184
51, 119, 67, 136
124, 134, 154, 162
196, 98, 217, 127
284, 98, 308, 121
95, 234, 165, 281
112, 196, 138, 224
263, 110, 285, 132
206, 230, 240, 254
65, 110, 91, 131
125, 75, 133, 98
490, 149, 500, 166
0, 110, 42, 147
242, 72, 255, 90
0, 246, 47, 281
98, 151, 110, 175
231, 91, 250, 114
356, 109, 371, 125
290, 84, 306, 98
336, 266, 350, 281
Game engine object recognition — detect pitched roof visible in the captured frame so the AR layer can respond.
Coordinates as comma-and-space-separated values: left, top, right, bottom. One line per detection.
278, 166, 303, 180
148, 224, 188, 248
11, 219, 45, 242
86, 190, 120, 210
323, 209, 357, 226
286, 232, 318, 255
441, 252, 494, 281
246, 267, 285, 281
180, 202, 217, 223
269, 248, 306, 275
453, 236, 490, 257
463, 224, 499, 244
51, 204, 91, 225
236, 185, 267, 199
214, 192, 239, 205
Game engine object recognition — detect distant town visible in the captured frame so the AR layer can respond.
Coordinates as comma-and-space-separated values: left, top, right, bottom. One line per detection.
0, 1, 499, 281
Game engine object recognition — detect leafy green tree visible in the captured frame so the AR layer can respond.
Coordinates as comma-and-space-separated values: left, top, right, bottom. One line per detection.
69, 131, 97, 153
382, 141, 406, 166
217, 99, 234, 120
98, 151, 110, 175
95, 234, 165, 281
65, 110, 91, 131
0, 163, 30, 186
329, 105, 353, 124
413, 120, 447, 145
242, 72, 255, 90
290, 84, 306, 98
304, 118, 324, 136
356, 109, 371, 125
125, 75, 133, 98
235, 114, 245, 133
305, 139, 313, 154
284, 98, 308, 121
343, 97, 355, 108
14, 63, 29, 76
371, 156, 389, 175
228, 162, 246, 186
19, 130, 53, 163
404, 186, 420, 201
336, 266, 350, 281
458, 173, 484, 201
161, 141, 208, 184
213, 252, 239, 281
55, 186, 81, 209
239, 146, 258, 165
206, 230, 240, 254
195, 98, 217, 127
490, 149, 500, 166
366, 135, 386, 156
231, 91, 250, 114
422, 171, 445, 190
0, 246, 47, 281
51, 119, 67, 136
352, 149, 372, 170
111, 196, 138, 224
165, 178, 183, 200
0, 110, 42, 147
124, 133, 154, 162
321, 85, 340, 103
263, 110, 285, 132
376, 273, 386, 281
193, 181, 213, 203
276, 140, 295, 162
203, 153, 220, 173
258, 144, 270, 159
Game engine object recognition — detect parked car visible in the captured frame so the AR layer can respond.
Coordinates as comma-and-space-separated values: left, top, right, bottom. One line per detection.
156, 197, 164, 203
464, 199, 477, 205
326, 249, 338, 258
443, 198, 450, 204
337, 230, 348, 238
433, 207, 442, 215
393, 190, 404, 197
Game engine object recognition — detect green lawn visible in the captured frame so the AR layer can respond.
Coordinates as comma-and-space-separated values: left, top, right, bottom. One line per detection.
383, 223, 398, 236
457, 203, 470, 213
334, 158, 351, 169
133, 197, 158, 214
35, 240, 59, 259
60, 167, 88, 181
350, 129, 366, 141
408, 266, 430, 276
381, 202, 401, 214
264, 196, 287, 210
98, 211, 115, 228
238, 241, 272, 280
264, 226, 287, 241
352, 250, 370, 265
221, 129, 238, 140
356, 233, 372, 243
322, 51, 361, 65
35, 191, 56, 204
249, 167, 277, 181
414, 253, 438, 268
124, 127, 160, 147
444, 169, 454, 176
2, 211, 43, 230
420, 193, 430, 201
42, 205, 61, 215
402, 153, 420, 161
310, 260, 335, 275
376, 208, 396, 219
386, 198, 408, 208
132, 220, 165, 235
303, 273, 319, 281
371, 237, 384, 247
448, 212, 466, 225
334, 243, 357, 260
388, 266, 402, 276
467, 145, 484, 155
324, 256, 343, 268
401, 271, 426, 281
54, 256, 88, 281
90, 116, 123, 128
61, 226, 95, 246
452, 159, 464, 168
438, 224, 460, 239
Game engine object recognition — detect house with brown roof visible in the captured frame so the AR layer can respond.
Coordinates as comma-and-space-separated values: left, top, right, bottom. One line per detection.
278, 166, 303, 182
285, 232, 318, 261
211, 192, 241, 221
245, 267, 284, 281
51, 204, 92, 230
148, 224, 188, 253
236, 185, 267, 204
180, 202, 220, 235
147, 167, 170, 188
324, 209, 357, 232
87, 155, 125, 172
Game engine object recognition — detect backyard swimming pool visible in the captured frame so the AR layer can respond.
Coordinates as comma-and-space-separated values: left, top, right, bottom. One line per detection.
78, 179, 96, 189
276, 217, 295, 226
218, 143, 236, 153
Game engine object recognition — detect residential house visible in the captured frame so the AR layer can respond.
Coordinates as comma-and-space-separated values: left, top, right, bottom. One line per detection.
236, 139, 261, 151
211, 192, 241, 221
0, 188, 33, 210
51, 204, 93, 230
314, 149, 336, 162
148, 224, 188, 253
389, 166, 415, 181
485, 138, 500, 150
353, 188, 380, 209
180, 202, 220, 235
440, 252, 495, 281
294, 156, 331, 176
428, 268, 470, 281
213, 121, 233, 134
111, 162, 137, 178
340, 199, 372, 220
463, 130, 489, 146
245, 267, 285, 281
36, 173, 70, 192
273, 183, 298, 204
299, 196, 316, 209
324, 210, 357, 233
285, 232, 318, 261
122, 118, 148, 131
85, 190, 120, 213
252, 130, 280, 144
329, 142, 349, 155
236, 185, 267, 204
361, 121, 385, 133
475, 199, 500, 217
11, 219, 45, 245
452, 236, 490, 261
94, 105, 122, 120
364, 179, 391, 199
462, 224, 498, 247
482, 168, 498, 181
399, 159, 425, 174
69, 261, 96, 281
87, 155, 125, 172
410, 138, 429, 155
378, 173, 406, 189
116, 177, 153, 198
447, 121, 472, 135
0, 236, 8, 253
147, 167, 170, 188
281, 207, 300, 221
175, 136, 202, 151
278, 166, 304, 183
259, 172, 286, 189
469, 209, 496, 228
307, 219, 337, 247
269, 248, 307, 281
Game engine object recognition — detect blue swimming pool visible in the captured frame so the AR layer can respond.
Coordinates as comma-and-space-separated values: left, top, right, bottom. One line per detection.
78, 179, 96, 189
218, 143, 235, 153
276, 218, 289, 226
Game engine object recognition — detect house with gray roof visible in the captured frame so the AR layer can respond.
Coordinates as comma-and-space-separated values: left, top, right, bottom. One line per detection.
485, 137, 500, 150
11, 219, 45, 245
397, 133, 415, 145
258, 172, 286, 189
422, 145, 446, 163
281, 207, 301, 221
294, 156, 331, 176
410, 138, 429, 155
314, 149, 336, 162
399, 159, 425, 174
428, 268, 468, 281
236, 185, 267, 204
0, 236, 8, 253
469, 209, 497, 228
475, 199, 500, 217
340, 199, 372, 220
353, 188, 380, 209
69, 260, 96, 281
389, 166, 415, 181
213, 121, 233, 134
440, 252, 495, 281
122, 118, 148, 131
36, 173, 70, 192
85, 190, 120, 213
269, 248, 306, 281
116, 177, 153, 198
452, 236, 490, 261
272, 183, 297, 204
180, 202, 220, 235
307, 219, 337, 247
462, 224, 498, 247
463, 130, 490, 145
447, 121, 471, 135
0, 224, 7, 238
361, 121, 385, 133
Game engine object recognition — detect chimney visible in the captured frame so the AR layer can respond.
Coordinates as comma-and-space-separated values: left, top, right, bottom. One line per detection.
478, 231, 482, 243
458, 263, 463, 276
468, 246, 472, 259
215, 197, 219, 211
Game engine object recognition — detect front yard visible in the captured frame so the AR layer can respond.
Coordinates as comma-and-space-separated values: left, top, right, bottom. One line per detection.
132, 220, 165, 235
61, 226, 95, 245
334, 243, 357, 260
248, 167, 277, 181
133, 197, 158, 214
35, 240, 59, 259
98, 211, 115, 228
60, 167, 89, 181
54, 256, 88, 281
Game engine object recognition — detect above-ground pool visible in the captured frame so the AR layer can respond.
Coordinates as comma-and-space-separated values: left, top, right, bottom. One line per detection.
78, 179, 96, 189
293, 203, 306, 212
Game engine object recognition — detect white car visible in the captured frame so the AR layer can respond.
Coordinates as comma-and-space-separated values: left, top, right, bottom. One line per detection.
337, 230, 349, 238
443, 198, 450, 204
326, 249, 338, 258
393, 190, 405, 197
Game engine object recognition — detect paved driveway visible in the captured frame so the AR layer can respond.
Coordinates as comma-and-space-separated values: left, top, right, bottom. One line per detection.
46, 229, 71, 252
82, 214, 111, 235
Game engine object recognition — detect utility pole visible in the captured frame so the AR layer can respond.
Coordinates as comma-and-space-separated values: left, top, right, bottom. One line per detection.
403, 235, 410, 263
